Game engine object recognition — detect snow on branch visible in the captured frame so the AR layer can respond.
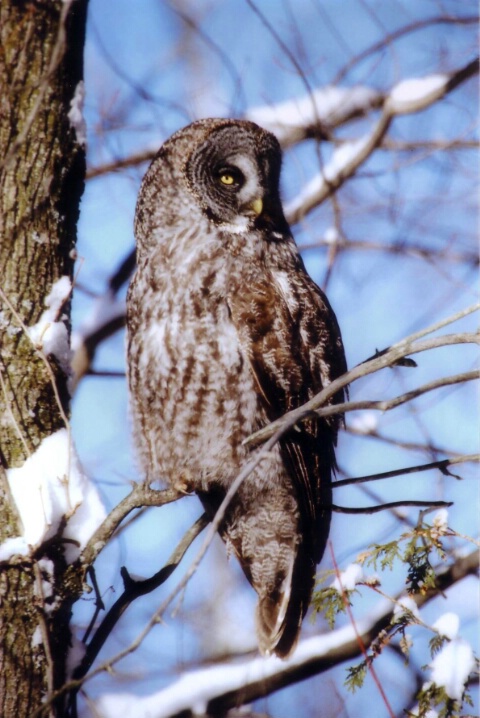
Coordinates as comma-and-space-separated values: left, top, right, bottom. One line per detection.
430, 638, 476, 701
3, 429, 105, 563
95, 550, 479, 718
283, 57, 479, 224
386, 74, 448, 115
247, 85, 382, 146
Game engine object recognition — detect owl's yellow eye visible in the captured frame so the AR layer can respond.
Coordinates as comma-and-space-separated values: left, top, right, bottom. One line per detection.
216, 167, 243, 188
219, 173, 235, 185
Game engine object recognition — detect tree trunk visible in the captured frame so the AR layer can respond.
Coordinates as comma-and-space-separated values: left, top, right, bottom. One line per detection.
0, 1, 88, 714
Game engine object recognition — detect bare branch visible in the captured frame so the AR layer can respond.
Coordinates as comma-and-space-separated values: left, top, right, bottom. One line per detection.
76, 484, 182, 571
285, 111, 392, 223
297, 237, 479, 268
0, 0, 79, 174
334, 14, 479, 84
332, 500, 452, 515
345, 426, 458, 457
312, 368, 479, 422
86, 149, 156, 180
335, 454, 479, 488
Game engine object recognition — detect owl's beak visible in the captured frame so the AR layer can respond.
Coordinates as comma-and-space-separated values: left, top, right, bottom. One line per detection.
250, 198, 263, 216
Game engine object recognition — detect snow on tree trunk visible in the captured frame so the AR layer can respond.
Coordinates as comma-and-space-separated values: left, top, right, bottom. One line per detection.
0, 1, 88, 715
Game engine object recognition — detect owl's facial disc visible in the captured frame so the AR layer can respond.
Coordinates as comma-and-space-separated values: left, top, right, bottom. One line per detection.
186, 123, 289, 235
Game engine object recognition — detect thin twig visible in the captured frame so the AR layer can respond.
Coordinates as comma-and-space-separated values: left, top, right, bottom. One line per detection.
41, 429, 294, 712
0, 286, 71, 432
334, 454, 479, 488
334, 14, 479, 84
81, 566, 105, 646
1, 0, 77, 173
287, 58, 479, 223
72, 551, 478, 717
310, 368, 479, 421
33, 562, 56, 718
0, 364, 32, 458
332, 500, 452, 515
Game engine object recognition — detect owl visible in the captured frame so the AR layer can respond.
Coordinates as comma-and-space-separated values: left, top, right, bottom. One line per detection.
126, 118, 346, 658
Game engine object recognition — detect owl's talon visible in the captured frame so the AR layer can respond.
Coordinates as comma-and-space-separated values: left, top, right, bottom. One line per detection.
173, 477, 194, 495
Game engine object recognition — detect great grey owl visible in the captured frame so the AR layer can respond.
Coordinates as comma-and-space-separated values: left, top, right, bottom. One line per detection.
126, 118, 346, 658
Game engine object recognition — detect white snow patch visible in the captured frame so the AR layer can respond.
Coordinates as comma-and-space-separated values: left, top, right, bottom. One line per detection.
248, 85, 380, 145
31, 231, 48, 245
393, 595, 420, 622
349, 411, 378, 434
330, 563, 364, 592
28, 276, 72, 375
0, 536, 30, 562
409, 706, 438, 718
6, 429, 106, 562
433, 612, 459, 641
68, 81, 87, 146
35, 558, 61, 614
0, 310, 21, 336
430, 638, 475, 700
325, 137, 370, 180
387, 74, 447, 114
31, 625, 43, 649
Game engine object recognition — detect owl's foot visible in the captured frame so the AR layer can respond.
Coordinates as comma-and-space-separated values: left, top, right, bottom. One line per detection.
173, 472, 195, 495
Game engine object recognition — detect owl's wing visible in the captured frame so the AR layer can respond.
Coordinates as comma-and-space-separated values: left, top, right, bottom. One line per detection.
227, 257, 346, 561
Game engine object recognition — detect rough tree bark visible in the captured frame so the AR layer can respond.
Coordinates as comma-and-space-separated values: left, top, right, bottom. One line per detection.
0, 1, 88, 714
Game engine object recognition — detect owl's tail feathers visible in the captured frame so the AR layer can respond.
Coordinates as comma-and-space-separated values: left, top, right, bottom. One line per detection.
256, 544, 315, 659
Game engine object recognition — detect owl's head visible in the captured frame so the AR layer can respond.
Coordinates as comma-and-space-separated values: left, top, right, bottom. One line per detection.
134, 119, 290, 252
184, 119, 289, 234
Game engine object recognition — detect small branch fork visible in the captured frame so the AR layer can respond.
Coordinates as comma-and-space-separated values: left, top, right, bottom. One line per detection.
77, 484, 181, 570
335, 453, 479, 488
65, 515, 209, 718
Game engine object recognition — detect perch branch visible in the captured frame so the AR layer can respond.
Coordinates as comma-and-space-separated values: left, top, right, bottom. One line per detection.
77, 484, 182, 571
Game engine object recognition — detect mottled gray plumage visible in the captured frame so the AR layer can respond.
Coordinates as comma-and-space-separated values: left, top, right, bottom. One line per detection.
126, 118, 346, 657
